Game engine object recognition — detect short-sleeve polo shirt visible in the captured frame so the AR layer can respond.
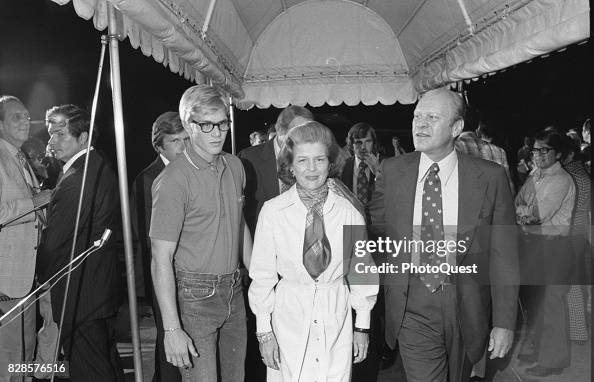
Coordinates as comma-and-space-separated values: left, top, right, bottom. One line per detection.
150, 144, 245, 274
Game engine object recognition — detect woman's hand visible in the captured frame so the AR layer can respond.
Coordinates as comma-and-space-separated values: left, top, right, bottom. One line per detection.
259, 332, 281, 370
353, 331, 369, 363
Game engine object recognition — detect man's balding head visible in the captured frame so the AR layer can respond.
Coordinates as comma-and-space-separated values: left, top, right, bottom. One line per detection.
275, 106, 314, 144
412, 88, 466, 162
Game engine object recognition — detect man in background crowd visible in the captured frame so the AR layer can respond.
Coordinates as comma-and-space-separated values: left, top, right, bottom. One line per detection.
456, 119, 515, 195
239, 105, 314, 235
37, 104, 123, 381
0, 95, 51, 382
130, 111, 188, 382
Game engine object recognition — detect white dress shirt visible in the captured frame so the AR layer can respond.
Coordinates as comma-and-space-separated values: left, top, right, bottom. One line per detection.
62, 147, 94, 174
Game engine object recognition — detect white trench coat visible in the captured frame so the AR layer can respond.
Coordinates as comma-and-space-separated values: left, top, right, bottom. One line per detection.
249, 185, 378, 382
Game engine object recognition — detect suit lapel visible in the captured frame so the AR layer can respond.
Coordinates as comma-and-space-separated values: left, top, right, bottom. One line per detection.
259, 140, 279, 195
395, 153, 419, 241
457, 153, 487, 259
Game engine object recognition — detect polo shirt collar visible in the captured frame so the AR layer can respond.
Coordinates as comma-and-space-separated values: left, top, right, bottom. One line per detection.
184, 144, 224, 170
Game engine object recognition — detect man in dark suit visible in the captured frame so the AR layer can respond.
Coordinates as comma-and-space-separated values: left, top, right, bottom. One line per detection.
341, 122, 381, 206
130, 111, 187, 382
238, 105, 313, 235
37, 104, 123, 382
369, 88, 519, 382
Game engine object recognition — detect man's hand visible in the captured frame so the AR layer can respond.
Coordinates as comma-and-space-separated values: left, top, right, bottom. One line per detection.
32, 189, 52, 208
364, 153, 381, 175
164, 329, 198, 368
259, 333, 280, 370
353, 331, 369, 363
488, 327, 514, 359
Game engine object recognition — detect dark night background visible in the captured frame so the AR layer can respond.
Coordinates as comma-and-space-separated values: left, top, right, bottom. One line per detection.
0, 0, 591, 182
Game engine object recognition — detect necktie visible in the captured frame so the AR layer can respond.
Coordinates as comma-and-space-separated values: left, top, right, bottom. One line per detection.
16, 151, 35, 191
420, 163, 446, 292
280, 180, 291, 194
356, 160, 370, 203
299, 184, 331, 279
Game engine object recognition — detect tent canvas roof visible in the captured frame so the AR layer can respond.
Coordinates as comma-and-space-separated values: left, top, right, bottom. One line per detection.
52, 0, 589, 108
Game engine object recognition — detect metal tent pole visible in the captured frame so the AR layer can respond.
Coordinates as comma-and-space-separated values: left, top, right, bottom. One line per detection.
107, 5, 144, 382
229, 97, 236, 155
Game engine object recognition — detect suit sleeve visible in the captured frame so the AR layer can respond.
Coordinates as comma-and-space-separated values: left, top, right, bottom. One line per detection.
40, 173, 93, 268
346, 210, 378, 329
489, 166, 520, 330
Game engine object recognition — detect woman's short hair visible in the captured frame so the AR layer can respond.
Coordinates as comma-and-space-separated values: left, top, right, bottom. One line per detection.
277, 121, 341, 185
46, 104, 96, 144
152, 111, 184, 152
179, 85, 228, 125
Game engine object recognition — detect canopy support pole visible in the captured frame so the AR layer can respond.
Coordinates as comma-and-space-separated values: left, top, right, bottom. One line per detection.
455, 0, 474, 34
107, 5, 144, 382
202, 0, 218, 35
229, 97, 236, 155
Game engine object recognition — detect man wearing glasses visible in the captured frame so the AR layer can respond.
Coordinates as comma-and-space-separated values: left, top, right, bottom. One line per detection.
150, 85, 251, 381
0, 95, 51, 381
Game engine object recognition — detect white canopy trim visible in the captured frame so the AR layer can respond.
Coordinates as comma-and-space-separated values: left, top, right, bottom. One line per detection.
241, 0, 416, 108
412, 0, 590, 92
51, 0, 245, 98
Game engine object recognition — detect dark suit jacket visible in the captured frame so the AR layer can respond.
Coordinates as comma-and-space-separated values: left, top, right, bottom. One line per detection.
340, 157, 377, 195
130, 156, 165, 297
238, 140, 279, 235
369, 151, 519, 363
37, 150, 122, 325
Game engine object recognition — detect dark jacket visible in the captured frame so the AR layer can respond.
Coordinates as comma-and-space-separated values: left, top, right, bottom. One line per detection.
37, 150, 122, 325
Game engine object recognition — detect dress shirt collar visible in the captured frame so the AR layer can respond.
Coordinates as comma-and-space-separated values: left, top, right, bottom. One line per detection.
417, 149, 457, 187
62, 147, 93, 174
159, 154, 170, 166
354, 155, 363, 170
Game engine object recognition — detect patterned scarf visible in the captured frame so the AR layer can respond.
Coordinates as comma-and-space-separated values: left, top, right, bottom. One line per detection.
297, 182, 331, 279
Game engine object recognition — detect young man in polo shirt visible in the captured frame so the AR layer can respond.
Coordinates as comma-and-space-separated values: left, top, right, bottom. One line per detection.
150, 85, 251, 381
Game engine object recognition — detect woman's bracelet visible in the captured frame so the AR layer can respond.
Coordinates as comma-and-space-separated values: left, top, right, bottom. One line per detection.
164, 327, 181, 333
353, 327, 371, 334
256, 331, 274, 343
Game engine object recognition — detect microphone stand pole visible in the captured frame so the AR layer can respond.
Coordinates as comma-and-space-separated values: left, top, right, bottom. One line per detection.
0, 201, 49, 232
0, 229, 112, 325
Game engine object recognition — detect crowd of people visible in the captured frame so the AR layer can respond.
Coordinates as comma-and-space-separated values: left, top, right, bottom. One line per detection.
0, 86, 590, 382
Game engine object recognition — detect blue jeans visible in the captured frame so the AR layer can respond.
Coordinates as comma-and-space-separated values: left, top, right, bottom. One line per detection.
176, 269, 246, 382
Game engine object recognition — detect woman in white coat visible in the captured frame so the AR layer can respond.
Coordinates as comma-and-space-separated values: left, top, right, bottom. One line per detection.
248, 121, 378, 382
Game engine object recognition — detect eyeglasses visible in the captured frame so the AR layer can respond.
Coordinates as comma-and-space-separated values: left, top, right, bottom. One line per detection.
530, 147, 555, 155
45, 119, 67, 128
190, 119, 231, 133
9, 113, 31, 123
